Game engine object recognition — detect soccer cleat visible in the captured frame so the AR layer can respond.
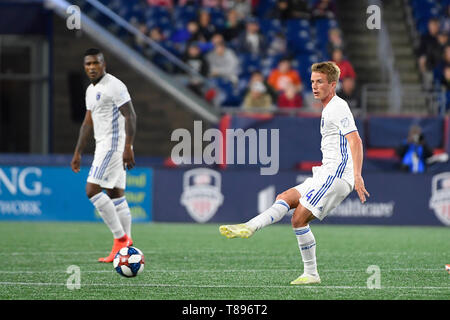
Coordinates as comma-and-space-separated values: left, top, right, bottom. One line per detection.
219, 224, 255, 239
290, 273, 321, 285
98, 234, 132, 263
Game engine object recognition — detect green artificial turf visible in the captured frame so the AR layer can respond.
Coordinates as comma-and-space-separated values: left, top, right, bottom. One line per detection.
0, 222, 448, 300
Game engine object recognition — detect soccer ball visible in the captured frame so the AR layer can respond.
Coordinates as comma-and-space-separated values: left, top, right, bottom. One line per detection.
113, 246, 145, 277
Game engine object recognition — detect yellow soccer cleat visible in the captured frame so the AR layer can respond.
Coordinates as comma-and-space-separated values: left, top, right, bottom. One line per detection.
290, 273, 321, 285
219, 224, 255, 239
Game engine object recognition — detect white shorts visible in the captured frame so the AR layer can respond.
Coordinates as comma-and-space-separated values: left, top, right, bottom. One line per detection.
87, 149, 126, 190
294, 169, 352, 221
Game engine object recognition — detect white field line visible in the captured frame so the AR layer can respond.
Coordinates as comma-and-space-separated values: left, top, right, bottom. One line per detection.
0, 281, 448, 290
1, 250, 449, 256
0, 268, 444, 274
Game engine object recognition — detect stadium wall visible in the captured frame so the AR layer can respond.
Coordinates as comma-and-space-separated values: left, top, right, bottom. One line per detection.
0, 161, 449, 227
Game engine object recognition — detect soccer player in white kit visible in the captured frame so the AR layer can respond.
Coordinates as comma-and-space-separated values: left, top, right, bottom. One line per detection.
220, 61, 370, 284
71, 48, 137, 263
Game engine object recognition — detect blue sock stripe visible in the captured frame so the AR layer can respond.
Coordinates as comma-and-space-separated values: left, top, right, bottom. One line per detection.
113, 197, 126, 206
294, 227, 310, 236
90, 192, 103, 204
275, 200, 290, 211
301, 243, 316, 251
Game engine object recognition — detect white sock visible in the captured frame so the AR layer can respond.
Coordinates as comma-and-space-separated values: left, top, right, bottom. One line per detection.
112, 196, 132, 239
293, 225, 318, 276
90, 192, 125, 239
246, 200, 290, 231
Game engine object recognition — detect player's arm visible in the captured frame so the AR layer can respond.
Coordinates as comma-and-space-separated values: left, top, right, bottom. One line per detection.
345, 130, 370, 203
119, 101, 137, 170
71, 110, 94, 173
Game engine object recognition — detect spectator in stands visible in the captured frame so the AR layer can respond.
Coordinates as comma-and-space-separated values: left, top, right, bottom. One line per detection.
228, 0, 253, 20
206, 40, 240, 84
201, 0, 225, 8
289, 0, 311, 19
222, 9, 244, 43
236, 17, 267, 55
242, 80, 273, 110
441, 66, 450, 112
269, 0, 290, 20
396, 125, 433, 173
418, 18, 442, 89
434, 44, 450, 86
137, 26, 175, 72
277, 80, 303, 109
245, 70, 277, 101
210, 32, 225, 47
134, 24, 150, 51
441, 65, 450, 90
170, 20, 206, 54
269, 0, 311, 20
311, 0, 336, 20
337, 76, 361, 115
327, 28, 345, 60
440, 5, 450, 34
332, 48, 356, 80
147, 0, 173, 7
437, 31, 450, 57
198, 9, 217, 41
267, 32, 288, 57
267, 58, 303, 95
183, 42, 210, 96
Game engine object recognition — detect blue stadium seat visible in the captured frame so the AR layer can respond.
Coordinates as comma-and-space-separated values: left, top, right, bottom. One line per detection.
238, 53, 263, 77
173, 5, 198, 24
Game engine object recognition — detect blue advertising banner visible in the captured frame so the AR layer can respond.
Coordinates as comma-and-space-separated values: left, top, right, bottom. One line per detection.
0, 166, 152, 222
153, 167, 450, 226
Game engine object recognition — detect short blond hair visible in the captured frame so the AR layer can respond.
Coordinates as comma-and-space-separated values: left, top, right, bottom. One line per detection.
311, 61, 340, 83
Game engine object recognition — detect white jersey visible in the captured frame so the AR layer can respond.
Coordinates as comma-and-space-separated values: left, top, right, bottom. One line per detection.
318, 94, 358, 188
85, 73, 131, 152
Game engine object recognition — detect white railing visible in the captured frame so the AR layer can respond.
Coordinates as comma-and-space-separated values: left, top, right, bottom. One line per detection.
369, 0, 403, 113
361, 83, 445, 115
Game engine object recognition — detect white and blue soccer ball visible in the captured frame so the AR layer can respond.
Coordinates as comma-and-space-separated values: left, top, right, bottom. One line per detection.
113, 246, 145, 277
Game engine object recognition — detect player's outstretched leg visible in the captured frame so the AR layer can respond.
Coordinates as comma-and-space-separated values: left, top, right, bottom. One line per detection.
219, 198, 292, 239
290, 205, 320, 285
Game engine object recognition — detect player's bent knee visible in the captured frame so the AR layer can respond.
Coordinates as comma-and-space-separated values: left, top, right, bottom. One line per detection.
86, 183, 102, 199
276, 188, 300, 208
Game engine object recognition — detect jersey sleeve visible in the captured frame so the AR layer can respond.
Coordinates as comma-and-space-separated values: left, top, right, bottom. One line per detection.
333, 103, 358, 136
110, 78, 131, 108
85, 89, 92, 111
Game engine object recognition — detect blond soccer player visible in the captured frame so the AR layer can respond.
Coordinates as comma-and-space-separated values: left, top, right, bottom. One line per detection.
220, 61, 370, 284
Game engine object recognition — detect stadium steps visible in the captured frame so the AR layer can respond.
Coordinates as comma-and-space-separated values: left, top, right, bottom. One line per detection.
52, 15, 200, 156
335, 0, 381, 86
382, 0, 421, 85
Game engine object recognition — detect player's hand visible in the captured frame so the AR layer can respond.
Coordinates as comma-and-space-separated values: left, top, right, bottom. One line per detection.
123, 145, 135, 170
71, 153, 81, 173
354, 175, 370, 203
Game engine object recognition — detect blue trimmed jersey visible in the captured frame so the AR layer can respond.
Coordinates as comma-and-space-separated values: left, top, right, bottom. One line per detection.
85, 73, 131, 152
319, 94, 357, 188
